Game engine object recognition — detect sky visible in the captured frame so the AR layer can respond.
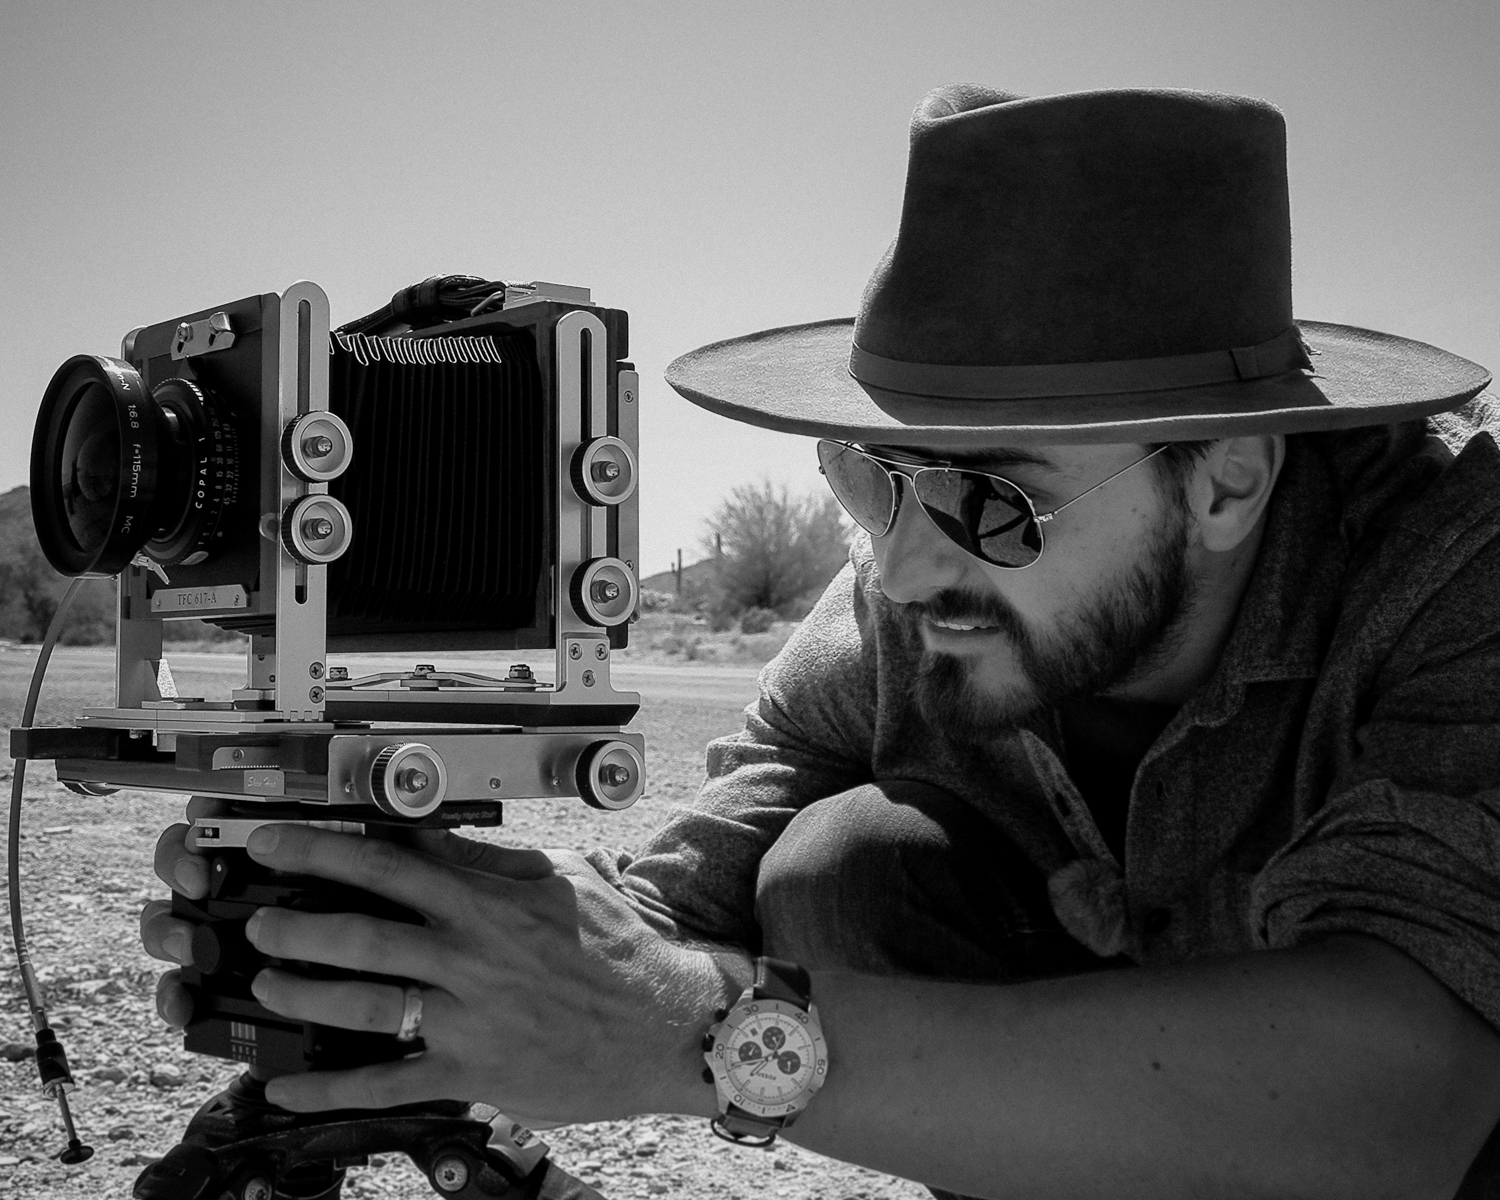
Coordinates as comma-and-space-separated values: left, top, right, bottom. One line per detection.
3, 0, 1497, 580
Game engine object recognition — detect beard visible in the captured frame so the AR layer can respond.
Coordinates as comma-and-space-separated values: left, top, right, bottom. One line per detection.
903, 504, 1195, 744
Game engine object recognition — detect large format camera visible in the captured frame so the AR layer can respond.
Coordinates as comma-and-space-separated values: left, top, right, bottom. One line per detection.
16, 277, 644, 1199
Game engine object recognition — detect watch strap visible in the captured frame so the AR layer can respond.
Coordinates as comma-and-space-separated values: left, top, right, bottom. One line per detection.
711, 1109, 780, 1147
708, 956, 819, 1148
753, 957, 811, 1007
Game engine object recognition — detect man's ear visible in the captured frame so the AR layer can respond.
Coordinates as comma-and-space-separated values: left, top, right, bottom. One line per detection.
1190, 435, 1285, 553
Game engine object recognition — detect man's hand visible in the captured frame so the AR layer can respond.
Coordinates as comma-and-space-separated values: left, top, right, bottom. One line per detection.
140, 809, 747, 1124
139, 796, 228, 1029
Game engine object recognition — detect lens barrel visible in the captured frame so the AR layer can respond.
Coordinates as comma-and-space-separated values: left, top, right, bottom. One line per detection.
31, 356, 241, 577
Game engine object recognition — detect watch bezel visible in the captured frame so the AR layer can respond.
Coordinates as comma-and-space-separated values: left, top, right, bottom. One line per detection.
705, 996, 829, 1120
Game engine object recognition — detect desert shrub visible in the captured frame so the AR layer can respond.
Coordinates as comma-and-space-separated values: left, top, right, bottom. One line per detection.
638, 587, 675, 613
739, 606, 778, 634
701, 481, 850, 621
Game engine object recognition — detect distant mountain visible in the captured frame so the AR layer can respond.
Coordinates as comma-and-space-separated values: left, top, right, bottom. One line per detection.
0, 485, 36, 561
0, 484, 117, 642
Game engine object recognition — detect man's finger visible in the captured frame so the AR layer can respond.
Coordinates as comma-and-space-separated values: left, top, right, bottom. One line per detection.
153, 823, 212, 899
250, 968, 424, 1036
401, 830, 556, 880
140, 898, 195, 965
155, 968, 193, 1029
154, 798, 236, 896
263, 1054, 452, 1113
245, 908, 436, 981
244, 824, 481, 916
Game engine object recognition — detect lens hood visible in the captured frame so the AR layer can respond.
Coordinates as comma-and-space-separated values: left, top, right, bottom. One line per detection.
31, 355, 163, 576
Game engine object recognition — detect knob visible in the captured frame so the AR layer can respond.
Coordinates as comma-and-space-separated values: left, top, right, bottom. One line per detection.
576, 740, 645, 810
369, 743, 447, 818
281, 495, 353, 565
281, 411, 353, 482
570, 437, 637, 506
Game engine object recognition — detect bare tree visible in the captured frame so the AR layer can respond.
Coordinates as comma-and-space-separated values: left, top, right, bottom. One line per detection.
701, 481, 852, 622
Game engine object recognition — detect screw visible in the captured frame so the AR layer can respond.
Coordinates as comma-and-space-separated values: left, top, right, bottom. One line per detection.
232, 749, 244, 762
309, 686, 324, 702
592, 460, 621, 482
569, 643, 583, 660
176, 322, 194, 345
209, 312, 232, 335
592, 580, 621, 603
344, 781, 354, 794
303, 435, 335, 458
602, 763, 632, 787
489, 777, 501, 789
241, 1178, 272, 1200
328, 666, 349, 681
594, 642, 608, 659
623, 388, 635, 403
582, 670, 596, 687
433, 1155, 470, 1192
309, 662, 324, 679
303, 517, 335, 540
397, 768, 430, 793
507, 663, 534, 680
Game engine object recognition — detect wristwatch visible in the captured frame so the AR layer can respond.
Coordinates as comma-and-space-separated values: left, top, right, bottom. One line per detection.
702, 957, 828, 1147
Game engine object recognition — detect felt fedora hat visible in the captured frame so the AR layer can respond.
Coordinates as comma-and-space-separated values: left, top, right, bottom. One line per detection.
666, 85, 1492, 447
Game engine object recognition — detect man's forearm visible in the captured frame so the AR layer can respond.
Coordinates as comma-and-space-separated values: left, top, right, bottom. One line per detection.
743, 936, 1500, 1200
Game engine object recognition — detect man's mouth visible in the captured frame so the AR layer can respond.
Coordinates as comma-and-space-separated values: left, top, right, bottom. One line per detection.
925, 616, 998, 634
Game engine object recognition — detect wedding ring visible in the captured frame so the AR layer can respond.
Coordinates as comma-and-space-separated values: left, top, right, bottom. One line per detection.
395, 984, 424, 1042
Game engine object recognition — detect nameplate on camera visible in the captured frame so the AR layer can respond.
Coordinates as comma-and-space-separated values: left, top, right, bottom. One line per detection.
150, 585, 249, 614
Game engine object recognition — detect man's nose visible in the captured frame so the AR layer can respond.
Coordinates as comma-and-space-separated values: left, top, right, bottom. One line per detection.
873, 479, 970, 605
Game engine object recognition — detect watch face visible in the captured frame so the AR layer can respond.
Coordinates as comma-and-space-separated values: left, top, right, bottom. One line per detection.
711, 999, 827, 1118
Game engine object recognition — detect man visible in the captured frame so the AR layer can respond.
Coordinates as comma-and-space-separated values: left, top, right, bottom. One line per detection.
145, 86, 1500, 1197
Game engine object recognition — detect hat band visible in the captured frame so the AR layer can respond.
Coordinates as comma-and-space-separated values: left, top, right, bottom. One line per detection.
849, 325, 1312, 400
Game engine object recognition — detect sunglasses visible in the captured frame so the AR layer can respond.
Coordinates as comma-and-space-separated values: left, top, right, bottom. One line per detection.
816, 440, 1170, 569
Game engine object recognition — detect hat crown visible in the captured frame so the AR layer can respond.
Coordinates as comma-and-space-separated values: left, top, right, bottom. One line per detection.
854, 86, 1293, 368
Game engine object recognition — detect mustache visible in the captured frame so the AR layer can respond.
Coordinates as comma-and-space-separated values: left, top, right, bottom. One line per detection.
897, 589, 1027, 637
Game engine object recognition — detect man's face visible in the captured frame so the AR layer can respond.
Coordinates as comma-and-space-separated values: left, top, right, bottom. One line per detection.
868, 441, 1198, 742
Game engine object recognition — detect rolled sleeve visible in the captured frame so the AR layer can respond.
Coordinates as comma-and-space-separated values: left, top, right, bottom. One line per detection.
616, 557, 880, 946
1251, 780, 1500, 1032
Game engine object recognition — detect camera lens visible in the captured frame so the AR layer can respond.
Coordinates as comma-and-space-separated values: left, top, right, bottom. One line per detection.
32, 356, 241, 577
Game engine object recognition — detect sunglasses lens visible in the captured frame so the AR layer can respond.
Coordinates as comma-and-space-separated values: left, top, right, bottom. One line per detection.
818, 441, 896, 535
912, 468, 1042, 568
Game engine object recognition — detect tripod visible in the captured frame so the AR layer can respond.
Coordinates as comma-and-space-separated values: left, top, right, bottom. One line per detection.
133, 1072, 605, 1200
134, 806, 608, 1200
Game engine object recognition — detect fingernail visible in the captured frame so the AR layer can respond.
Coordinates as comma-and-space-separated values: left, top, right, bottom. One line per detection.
264, 1080, 287, 1106
250, 972, 268, 1001
247, 825, 280, 855
245, 909, 264, 942
162, 929, 189, 965
174, 861, 200, 894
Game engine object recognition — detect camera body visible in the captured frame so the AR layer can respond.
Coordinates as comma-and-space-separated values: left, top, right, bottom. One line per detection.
15, 278, 647, 1192
22, 277, 645, 817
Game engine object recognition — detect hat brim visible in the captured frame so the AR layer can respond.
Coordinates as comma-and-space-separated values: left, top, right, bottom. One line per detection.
665, 318, 1492, 447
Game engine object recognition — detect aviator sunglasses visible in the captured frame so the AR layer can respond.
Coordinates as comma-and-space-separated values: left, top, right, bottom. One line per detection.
816, 440, 1170, 570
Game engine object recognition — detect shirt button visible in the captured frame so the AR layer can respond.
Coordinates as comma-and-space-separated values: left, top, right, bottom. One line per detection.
1143, 907, 1173, 935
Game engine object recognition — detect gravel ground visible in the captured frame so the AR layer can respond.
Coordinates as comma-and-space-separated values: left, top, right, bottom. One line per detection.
0, 643, 931, 1200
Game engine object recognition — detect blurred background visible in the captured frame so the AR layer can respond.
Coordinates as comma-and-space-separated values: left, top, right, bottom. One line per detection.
2, 0, 1496, 640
